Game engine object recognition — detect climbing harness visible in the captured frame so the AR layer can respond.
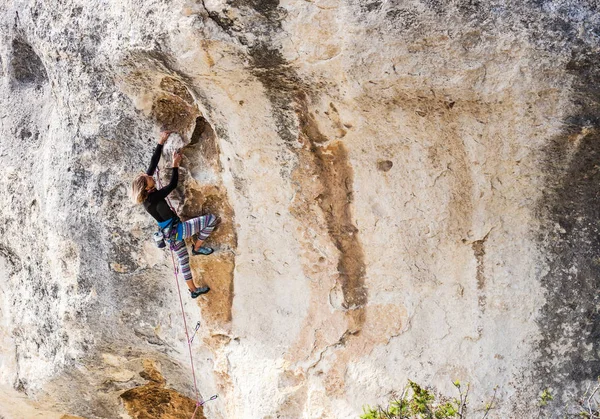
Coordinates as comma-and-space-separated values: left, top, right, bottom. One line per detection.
153, 216, 181, 248
163, 217, 181, 243
155, 167, 218, 418
152, 230, 166, 248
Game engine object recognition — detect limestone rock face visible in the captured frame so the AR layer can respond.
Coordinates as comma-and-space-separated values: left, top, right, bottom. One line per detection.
0, 0, 599, 417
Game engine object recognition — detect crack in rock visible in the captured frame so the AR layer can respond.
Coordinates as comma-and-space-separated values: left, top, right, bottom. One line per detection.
306, 329, 359, 373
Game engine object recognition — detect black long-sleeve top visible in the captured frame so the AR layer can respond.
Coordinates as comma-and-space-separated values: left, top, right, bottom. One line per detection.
143, 144, 179, 222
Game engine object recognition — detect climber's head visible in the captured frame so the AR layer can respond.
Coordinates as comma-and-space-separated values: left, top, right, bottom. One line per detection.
143, 174, 156, 190
131, 174, 155, 204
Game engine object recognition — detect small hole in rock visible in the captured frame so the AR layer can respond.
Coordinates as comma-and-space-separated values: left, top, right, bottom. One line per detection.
377, 160, 393, 172
189, 116, 207, 146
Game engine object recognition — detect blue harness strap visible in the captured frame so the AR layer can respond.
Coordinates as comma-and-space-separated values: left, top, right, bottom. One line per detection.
157, 218, 174, 229
157, 217, 182, 241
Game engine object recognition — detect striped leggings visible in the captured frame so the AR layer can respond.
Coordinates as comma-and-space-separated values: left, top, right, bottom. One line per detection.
172, 214, 218, 282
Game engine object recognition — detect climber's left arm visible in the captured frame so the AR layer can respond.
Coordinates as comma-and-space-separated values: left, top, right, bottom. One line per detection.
150, 150, 181, 199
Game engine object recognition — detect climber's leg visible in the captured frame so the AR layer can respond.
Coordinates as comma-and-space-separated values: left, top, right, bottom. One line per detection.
192, 214, 220, 253
172, 240, 202, 293
179, 214, 220, 253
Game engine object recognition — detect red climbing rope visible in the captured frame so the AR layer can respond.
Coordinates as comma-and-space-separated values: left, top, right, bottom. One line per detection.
170, 248, 204, 417
156, 167, 204, 418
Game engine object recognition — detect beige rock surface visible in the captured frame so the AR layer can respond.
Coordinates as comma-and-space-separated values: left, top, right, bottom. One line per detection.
0, 0, 599, 418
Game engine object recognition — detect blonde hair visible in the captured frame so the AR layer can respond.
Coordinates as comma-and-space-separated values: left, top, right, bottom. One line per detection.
131, 174, 149, 204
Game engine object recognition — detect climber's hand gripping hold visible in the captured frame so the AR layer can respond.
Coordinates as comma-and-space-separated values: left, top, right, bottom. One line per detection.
172, 149, 182, 167
159, 130, 172, 145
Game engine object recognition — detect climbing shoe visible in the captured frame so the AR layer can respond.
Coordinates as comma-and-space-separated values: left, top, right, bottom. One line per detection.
190, 286, 210, 298
192, 246, 214, 256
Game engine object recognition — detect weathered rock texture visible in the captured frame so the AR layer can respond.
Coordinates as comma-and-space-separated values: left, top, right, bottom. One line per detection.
0, 0, 599, 417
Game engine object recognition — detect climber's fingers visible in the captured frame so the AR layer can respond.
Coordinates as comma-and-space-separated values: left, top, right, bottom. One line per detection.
172, 150, 182, 167
159, 130, 172, 144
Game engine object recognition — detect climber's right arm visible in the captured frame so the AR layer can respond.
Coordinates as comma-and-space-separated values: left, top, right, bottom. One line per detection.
146, 131, 171, 175
146, 144, 163, 176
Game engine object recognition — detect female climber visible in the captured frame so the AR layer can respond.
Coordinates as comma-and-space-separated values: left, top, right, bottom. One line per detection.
131, 130, 220, 299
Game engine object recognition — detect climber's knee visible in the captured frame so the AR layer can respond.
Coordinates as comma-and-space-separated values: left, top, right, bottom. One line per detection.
208, 214, 221, 227
172, 240, 185, 250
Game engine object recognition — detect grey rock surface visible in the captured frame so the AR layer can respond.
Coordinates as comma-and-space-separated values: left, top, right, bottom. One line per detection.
0, 0, 599, 418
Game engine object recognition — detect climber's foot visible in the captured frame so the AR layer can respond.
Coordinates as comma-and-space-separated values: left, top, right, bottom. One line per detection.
192, 246, 214, 256
191, 286, 210, 298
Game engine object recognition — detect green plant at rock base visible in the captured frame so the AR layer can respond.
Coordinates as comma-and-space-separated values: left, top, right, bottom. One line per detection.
539, 388, 553, 407
361, 380, 490, 419
360, 380, 500, 419
363, 379, 600, 418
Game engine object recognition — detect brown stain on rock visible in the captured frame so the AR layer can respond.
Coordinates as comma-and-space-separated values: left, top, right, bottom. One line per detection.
120, 360, 204, 419
315, 142, 368, 311
150, 94, 198, 134
275, 92, 371, 395
301, 111, 329, 144
281, 95, 412, 405
471, 237, 486, 309
159, 77, 195, 105
297, 95, 368, 314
